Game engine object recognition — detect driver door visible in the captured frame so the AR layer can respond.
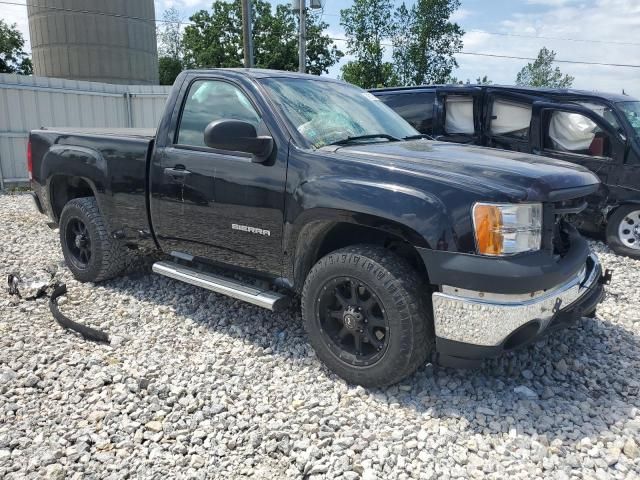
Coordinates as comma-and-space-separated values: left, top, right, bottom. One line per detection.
150, 77, 287, 276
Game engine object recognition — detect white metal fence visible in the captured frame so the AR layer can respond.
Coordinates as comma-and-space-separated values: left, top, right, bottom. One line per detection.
0, 73, 171, 188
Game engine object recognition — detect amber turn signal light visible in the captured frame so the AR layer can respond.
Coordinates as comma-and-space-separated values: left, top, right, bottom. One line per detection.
473, 204, 504, 255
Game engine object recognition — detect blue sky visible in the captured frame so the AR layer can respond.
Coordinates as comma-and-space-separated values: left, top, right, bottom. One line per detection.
5, 0, 639, 96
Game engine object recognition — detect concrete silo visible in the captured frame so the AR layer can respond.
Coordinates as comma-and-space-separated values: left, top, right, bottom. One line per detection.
27, 0, 159, 85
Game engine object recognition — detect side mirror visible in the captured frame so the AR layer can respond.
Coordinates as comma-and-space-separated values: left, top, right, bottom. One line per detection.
204, 119, 273, 163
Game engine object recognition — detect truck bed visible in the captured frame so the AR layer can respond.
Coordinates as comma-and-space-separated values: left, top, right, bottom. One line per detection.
30, 128, 155, 246
40, 127, 156, 139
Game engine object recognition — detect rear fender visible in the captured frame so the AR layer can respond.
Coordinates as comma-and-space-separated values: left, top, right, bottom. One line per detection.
42, 145, 110, 224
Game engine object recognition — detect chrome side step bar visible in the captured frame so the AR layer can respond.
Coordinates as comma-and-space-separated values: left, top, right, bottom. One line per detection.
152, 261, 290, 311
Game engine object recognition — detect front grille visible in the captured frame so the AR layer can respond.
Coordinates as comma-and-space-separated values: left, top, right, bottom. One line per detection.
552, 220, 571, 256
543, 198, 588, 257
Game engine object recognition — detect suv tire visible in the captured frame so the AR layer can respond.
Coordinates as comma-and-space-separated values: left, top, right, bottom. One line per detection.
606, 205, 640, 260
301, 245, 433, 387
59, 197, 128, 282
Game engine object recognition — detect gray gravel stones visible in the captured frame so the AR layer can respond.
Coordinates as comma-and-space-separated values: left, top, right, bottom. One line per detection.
1, 192, 640, 479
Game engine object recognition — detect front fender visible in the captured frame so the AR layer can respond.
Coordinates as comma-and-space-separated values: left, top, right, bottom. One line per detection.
284, 176, 463, 289
289, 176, 453, 248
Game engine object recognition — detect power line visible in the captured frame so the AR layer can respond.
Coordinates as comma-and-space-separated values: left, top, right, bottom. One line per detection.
457, 51, 640, 69
466, 29, 640, 47
8, 0, 640, 69
328, 37, 640, 69
319, 11, 640, 47
12, 0, 640, 47
3, 1, 158, 23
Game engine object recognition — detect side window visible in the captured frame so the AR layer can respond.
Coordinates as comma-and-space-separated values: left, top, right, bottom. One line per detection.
576, 101, 621, 131
378, 91, 435, 134
545, 111, 611, 158
489, 99, 532, 139
177, 80, 261, 147
444, 95, 474, 135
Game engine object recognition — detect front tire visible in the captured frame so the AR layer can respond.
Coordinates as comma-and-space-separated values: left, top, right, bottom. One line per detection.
301, 245, 433, 387
59, 197, 128, 282
606, 205, 640, 260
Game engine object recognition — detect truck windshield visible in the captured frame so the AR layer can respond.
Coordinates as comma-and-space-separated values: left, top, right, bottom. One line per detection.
259, 77, 419, 148
618, 101, 640, 141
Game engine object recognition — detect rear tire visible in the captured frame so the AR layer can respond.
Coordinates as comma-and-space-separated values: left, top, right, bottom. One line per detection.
59, 197, 128, 282
301, 245, 433, 387
606, 205, 640, 260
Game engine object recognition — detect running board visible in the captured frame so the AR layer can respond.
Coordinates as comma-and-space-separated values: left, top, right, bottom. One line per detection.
152, 261, 290, 311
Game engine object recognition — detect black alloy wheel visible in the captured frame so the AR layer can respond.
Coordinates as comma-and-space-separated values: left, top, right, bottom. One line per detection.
302, 245, 433, 387
317, 276, 389, 367
59, 197, 128, 282
65, 217, 92, 267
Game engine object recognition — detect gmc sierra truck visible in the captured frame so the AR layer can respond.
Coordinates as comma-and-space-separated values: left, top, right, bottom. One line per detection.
28, 69, 606, 387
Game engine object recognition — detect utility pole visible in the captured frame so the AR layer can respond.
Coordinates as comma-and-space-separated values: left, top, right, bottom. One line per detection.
298, 0, 306, 73
241, 0, 254, 68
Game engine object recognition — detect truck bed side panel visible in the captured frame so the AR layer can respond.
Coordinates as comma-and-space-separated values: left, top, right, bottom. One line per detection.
31, 129, 155, 248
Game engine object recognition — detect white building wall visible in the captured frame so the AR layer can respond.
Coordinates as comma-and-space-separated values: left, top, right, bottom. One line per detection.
0, 74, 171, 187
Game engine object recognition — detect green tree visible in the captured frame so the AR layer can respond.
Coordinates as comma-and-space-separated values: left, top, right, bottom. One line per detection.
305, 11, 344, 76
476, 75, 492, 85
157, 7, 184, 59
516, 47, 574, 88
392, 0, 464, 86
0, 20, 32, 74
182, 0, 342, 75
340, 0, 396, 88
159, 57, 183, 85
157, 7, 185, 85
391, 3, 414, 86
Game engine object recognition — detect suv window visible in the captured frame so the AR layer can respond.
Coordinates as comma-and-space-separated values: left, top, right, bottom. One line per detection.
444, 95, 474, 135
545, 111, 611, 158
489, 99, 532, 139
377, 91, 435, 134
576, 101, 621, 131
177, 80, 261, 147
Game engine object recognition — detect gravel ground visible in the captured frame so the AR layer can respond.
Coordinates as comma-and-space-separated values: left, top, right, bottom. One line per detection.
1, 192, 639, 480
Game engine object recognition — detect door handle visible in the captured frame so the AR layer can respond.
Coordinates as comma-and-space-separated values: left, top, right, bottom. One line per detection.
164, 166, 191, 178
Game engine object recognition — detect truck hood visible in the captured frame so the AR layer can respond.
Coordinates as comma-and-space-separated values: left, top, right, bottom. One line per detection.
328, 140, 600, 201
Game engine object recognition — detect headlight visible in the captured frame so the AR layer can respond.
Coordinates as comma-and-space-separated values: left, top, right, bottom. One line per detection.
472, 203, 542, 256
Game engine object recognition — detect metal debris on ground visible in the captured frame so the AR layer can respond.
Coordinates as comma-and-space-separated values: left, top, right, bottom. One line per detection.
6, 270, 110, 343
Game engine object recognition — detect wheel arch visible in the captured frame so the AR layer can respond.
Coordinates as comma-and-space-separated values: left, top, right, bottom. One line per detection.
287, 209, 431, 293
42, 145, 109, 222
48, 175, 99, 221
606, 199, 640, 220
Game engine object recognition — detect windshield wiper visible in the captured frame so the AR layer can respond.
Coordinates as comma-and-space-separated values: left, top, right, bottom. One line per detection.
328, 134, 402, 146
403, 133, 434, 140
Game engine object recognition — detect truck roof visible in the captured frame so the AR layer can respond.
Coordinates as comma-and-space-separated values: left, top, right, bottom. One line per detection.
186, 68, 346, 84
370, 84, 637, 103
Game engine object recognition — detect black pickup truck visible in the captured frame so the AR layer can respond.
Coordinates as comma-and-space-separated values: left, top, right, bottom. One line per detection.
371, 85, 640, 259
28, 69, 606, 387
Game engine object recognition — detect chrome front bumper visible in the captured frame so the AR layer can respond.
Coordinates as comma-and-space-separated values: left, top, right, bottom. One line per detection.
432, 253, 602, 347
